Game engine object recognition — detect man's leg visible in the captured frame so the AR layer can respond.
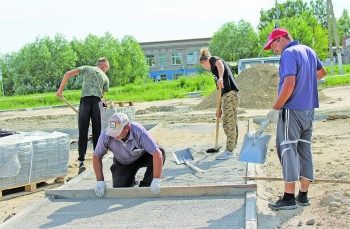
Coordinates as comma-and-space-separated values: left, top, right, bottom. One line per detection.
139, 146, 166, 187
110, 157, 141, 188
78, 97, 91, 162
90, 97, 103, 149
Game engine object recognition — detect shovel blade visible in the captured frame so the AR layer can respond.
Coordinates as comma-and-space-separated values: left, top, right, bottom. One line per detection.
172, 148, 194, 164
238, 132, 271, 164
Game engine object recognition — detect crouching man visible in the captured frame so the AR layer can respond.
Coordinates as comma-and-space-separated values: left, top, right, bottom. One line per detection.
93, 112, 166, 197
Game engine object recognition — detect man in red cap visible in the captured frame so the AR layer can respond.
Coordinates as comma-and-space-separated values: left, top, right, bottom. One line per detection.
93, 112, 166, 197
264, 28, 327, 210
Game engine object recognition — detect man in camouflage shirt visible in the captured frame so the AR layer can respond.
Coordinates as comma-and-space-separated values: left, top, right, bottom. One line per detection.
56, 57, 110, 174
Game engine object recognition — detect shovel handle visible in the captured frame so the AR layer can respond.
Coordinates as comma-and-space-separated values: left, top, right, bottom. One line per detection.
61, 97, 79, 114
254, 119, 270, 138
215, 87, 222, 148
185, 161, 205, 174
60, 97, 92, 127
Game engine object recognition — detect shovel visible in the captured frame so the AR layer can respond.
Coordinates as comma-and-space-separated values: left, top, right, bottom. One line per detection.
60, 97, 92, 127
206, 87, 222, 153
238, 119, 271, 164
172, 148, 205, 174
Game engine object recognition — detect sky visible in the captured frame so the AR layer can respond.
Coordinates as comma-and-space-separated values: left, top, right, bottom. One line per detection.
0, 0, 348, 54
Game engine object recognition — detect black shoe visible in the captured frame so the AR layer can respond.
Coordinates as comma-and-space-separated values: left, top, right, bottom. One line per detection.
78, 161, 86, 175
296, 195, 311, 206
268, 196, 297, 210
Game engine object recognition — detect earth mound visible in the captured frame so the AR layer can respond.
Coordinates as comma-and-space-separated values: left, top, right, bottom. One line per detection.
196, 64, 329, 110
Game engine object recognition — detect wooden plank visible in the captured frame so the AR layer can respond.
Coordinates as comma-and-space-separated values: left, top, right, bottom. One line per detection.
244, 176, 350, 184
45, 184, 257, 199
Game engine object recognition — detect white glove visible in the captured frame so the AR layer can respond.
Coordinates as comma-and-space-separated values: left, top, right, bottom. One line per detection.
150, 178, 161, 195
95, 181, 106, 197
266, 109, 279, 123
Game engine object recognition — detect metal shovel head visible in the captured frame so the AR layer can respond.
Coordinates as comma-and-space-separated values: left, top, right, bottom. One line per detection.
172, 148, 194, 164
238, 133, 271, 164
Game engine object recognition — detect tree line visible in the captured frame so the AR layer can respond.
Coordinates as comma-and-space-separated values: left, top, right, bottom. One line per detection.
210, 0, 349, 62
0, 33, 149, 96
1, 0, 349, 96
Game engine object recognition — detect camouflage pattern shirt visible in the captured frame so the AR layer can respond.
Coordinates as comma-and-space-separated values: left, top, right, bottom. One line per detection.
77, 66, 109, 98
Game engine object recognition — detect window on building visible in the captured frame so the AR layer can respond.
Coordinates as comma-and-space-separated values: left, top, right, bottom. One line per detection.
160, 74, 167, 81
147, 55, 155, 67
172, 73, 183, 80
172, 53, 182, 65
187, 52, 197, 64
159, 54, 166, 66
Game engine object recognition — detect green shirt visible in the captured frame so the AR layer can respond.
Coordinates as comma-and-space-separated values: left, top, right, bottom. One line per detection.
77, 66, 109, 98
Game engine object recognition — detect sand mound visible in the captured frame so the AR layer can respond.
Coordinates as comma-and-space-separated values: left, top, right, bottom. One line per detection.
196, 64, 279, 110
196, 64, 330, 110
236, 64, 279, 109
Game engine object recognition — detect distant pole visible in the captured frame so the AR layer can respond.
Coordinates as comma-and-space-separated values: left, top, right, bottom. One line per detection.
327, 0, 334, 75
275, 0, 280, 28
329, 0, 344, 75
0, 70, 4, 97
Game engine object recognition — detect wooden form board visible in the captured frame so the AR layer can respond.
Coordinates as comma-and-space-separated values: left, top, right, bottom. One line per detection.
244, 176, 350, 184
45, 184, 257, 199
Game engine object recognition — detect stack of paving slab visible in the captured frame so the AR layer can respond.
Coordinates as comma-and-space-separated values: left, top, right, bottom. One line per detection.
102, 106, 135, 130
0, 131, 70, 190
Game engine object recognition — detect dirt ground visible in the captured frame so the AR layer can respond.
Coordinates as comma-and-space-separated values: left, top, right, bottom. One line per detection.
0, 85, 350, 228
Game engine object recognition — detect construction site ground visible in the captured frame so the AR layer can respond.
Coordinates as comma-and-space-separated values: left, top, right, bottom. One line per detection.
0, 85, 349, 228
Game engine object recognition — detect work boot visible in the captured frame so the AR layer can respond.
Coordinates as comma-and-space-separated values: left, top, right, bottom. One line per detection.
78, 161, 86, 175
215, 150, 234, 160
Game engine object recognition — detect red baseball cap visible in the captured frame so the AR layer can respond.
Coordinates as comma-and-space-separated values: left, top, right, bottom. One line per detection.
263, 28, 290, 50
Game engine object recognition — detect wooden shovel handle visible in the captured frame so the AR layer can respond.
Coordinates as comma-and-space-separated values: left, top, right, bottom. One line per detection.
60, 97, 92, 127
185, 161, 205, 174
215, 87, 222, 148
61, 97, 79, 114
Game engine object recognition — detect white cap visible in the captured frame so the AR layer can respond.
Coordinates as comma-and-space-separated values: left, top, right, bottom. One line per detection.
106, 113, 129, 137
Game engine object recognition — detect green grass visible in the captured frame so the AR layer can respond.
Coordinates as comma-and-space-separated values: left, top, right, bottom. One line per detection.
325, 64, 350, 76
0, 73, 216, 110
0, 70, 349, 111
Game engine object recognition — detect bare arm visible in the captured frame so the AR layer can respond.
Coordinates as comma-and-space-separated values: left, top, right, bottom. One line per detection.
273, 76, 296, 110
93, 154, 104, 181
152, 149, 163, 179
317, 67, 327, 81
56, 69, 80, 98
215, 60, 225, 88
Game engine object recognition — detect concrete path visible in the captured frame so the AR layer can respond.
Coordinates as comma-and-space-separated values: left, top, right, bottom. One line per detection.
1, 121, 257, 229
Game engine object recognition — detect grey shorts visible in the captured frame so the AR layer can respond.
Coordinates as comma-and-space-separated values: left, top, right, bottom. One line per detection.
276, 109, 315, 182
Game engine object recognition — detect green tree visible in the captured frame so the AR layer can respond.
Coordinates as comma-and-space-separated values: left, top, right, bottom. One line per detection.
310, 0, 327, 28
260, 13, 328, 60
70, 33, 121, 88
337, 9, 350, 45
119, 35, 149, 86
210, 20, 260, 61
258, 0, 309, 30
1, 35, 76, 95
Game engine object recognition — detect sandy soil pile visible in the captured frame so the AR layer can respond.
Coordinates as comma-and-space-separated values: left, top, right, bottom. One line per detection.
196, 64, 329, 110
196, 64, 279, 110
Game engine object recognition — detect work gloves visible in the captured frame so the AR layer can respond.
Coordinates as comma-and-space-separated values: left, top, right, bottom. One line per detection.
95, 181, 106, 197
266, 109, 279, 124
150, 178, 161, 195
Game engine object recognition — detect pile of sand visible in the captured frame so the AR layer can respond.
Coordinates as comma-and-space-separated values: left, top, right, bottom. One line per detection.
196, 64, 279, 110
196, 64, 329, 110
